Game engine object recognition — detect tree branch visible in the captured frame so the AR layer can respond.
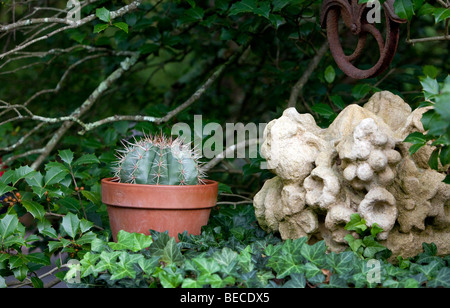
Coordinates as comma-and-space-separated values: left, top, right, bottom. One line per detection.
0, 0, 142, 59
76, 43, 250, 134
201, 138, 263, 173
28, 53, 140, 170
287, 41, 329, 108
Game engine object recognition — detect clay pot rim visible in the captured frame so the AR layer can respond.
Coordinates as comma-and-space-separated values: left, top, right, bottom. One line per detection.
101, 177, 218, 189
101, 177, 219, 210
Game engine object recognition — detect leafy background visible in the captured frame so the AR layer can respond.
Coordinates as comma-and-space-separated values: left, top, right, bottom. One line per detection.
0, 0, 449, 287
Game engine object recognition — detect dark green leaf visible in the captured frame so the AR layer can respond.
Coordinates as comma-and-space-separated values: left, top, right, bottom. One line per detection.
21, 200, 46, 220
428, 148, 439, 170
283, 273, 306, 288
273, 0, 291, 12
311, 103, 336, 119
0, 214, 19, 239
428, 267, 450, 288
301, 241, 327, 266
61, 212, 80, 239
394, 0, 415, 20
59, 149, 74, 166
44, 165, 69, 186
0, 182, 16, 195
433, 8, 450, 23
229, 0, 257, 15
96, 7, 111, 23
324, 65, 336, 83
180, 7, 204, 24
73, 154, 100, 166
113, 22, 129, 33
94, 23, 109, 34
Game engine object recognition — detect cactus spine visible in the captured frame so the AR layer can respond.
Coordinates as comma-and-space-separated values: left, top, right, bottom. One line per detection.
114, 134, 203, 185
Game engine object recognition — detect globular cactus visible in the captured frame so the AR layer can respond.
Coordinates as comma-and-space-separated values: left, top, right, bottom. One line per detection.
113, 134, 204, 185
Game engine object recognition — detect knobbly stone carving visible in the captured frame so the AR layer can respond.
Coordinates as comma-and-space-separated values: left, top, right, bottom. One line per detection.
254, 91, 450, 257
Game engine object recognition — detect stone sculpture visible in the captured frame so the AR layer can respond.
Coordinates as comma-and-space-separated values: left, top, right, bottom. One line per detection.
254, 91, 450, 257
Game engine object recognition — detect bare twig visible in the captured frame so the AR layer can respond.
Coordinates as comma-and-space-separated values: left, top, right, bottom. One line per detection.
28, 53, 140, 170
201, 138, 263, 173
0, 0, 142, 59
76, 43, 250, 134
288, 41, 329, 108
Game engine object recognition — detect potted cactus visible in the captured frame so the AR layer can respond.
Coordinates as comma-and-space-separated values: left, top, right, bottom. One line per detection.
101, 134, 218, 241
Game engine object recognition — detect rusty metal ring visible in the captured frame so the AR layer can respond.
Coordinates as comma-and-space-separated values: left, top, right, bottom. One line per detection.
321, 0, 406, 79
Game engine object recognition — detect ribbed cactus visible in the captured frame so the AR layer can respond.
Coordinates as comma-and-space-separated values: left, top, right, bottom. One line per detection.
113, 134, 203, 185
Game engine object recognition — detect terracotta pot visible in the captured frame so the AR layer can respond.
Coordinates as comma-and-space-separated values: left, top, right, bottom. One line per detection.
101, 178, 218, 241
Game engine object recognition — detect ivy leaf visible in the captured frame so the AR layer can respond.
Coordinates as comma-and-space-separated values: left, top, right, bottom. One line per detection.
282, 273, 306, 288
110, 252, 143, 280
158, 266, 184, 288
370, 223, 384, 237
326, 251, 356, 276
113, 22, 129, 33
428, 267, 450, 288
138, 256, 160, 275
300, 240, 327, 267
149, 233, 184, 265
192, 257, 221, 275
79, 252, 100, 278
108, 230, 153, 252
344, 213, 368, 234
362, 236, 389, 258
96, 7, 111, 23
394, 0, 415, 20
212, 247, 239, 275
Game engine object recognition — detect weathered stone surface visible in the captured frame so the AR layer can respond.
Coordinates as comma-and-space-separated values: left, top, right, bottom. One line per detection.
253, 91, 450, 257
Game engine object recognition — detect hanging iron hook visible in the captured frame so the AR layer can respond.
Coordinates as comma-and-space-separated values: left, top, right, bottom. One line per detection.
320, 0, 407, 79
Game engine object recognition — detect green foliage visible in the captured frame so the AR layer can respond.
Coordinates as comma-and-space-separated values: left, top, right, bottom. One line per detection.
0, 0, 449, 289
66, 205, 450, 288
0, 151, 105, 287
344, 213, 391, 260
404, 74, 450, 183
